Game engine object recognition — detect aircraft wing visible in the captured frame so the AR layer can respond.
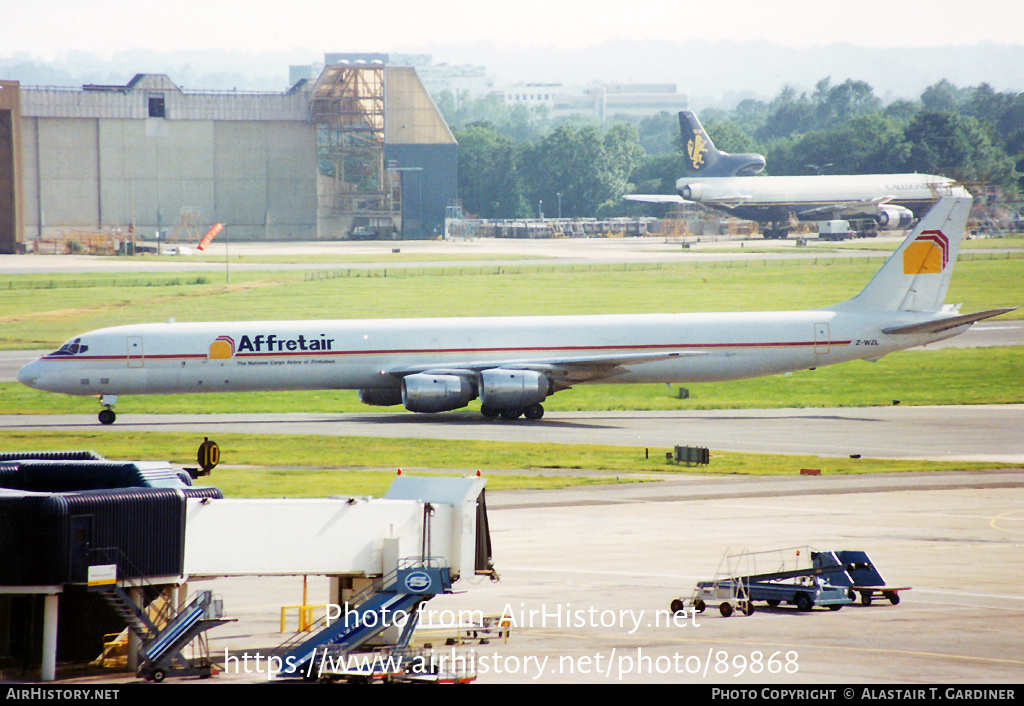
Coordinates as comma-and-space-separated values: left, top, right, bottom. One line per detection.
624, 194, 686, 204
796, 197, 894, 219
387, 350, 706, 385
882, 308, 1017, 335
624, 193, 753, 207
700, 193, 754, 207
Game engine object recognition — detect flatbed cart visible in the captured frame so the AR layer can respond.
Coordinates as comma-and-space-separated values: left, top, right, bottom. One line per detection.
812, 550, 910, 606
671, 547, 855, 617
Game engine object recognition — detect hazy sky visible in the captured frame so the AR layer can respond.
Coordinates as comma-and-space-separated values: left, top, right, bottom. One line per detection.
6, 0, 1024, 60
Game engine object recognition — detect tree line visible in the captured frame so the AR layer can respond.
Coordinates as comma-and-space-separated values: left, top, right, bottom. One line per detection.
439, 79, 1024, 220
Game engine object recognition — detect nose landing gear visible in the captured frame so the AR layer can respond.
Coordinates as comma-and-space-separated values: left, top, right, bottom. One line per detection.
98, 395, 117, 425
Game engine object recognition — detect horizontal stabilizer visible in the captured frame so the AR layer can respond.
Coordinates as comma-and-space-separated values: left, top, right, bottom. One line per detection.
624, 194, 686, 204
882, 308, 1017, 335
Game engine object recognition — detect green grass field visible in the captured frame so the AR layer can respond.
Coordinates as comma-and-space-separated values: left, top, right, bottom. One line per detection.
0, 430, 1002, 498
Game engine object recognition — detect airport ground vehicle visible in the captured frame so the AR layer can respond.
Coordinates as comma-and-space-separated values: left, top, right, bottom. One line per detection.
670, 547, 908, 617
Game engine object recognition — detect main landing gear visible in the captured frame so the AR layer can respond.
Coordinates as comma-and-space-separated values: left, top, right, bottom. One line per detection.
98, 395, 117, 425
479, 403, 545, 421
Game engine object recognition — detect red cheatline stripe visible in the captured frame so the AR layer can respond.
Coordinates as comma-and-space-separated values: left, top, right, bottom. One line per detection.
42, 340, 851, 363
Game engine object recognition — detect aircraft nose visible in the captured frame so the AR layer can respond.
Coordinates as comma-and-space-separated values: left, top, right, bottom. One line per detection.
17, 359, 43, 388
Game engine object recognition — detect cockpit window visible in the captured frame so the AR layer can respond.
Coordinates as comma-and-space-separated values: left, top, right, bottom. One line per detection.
52, 338, 89, 356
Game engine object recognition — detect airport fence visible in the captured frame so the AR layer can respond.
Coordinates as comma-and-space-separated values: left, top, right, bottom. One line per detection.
2, 276, 212, 291
301, 250, 1023, 282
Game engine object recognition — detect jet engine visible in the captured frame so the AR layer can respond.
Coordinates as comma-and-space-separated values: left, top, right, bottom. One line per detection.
679, 183, 704, 202
358, 387, 404, 407
401, 373, 476, 413
479, 369, 549, 410
875, 205, 914, 230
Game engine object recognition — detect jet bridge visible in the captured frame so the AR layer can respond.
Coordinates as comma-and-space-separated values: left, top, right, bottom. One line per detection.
182, 475, 491, 581
5, 469, 491, 682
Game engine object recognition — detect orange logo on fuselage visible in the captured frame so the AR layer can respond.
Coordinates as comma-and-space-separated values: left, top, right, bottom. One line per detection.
209, 335, 236, 359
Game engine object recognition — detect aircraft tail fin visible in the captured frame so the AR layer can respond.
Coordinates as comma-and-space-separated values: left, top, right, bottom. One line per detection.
832, 191, 972, 313
679, 111, 766, 178
680, 111, 722, 177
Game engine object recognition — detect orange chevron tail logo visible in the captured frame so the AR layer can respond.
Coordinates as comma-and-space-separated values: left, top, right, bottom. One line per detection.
903, 230, 949, 275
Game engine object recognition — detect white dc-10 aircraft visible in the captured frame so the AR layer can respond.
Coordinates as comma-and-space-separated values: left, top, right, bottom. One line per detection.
627, 111, 956, 239
18, 195, 1014, 425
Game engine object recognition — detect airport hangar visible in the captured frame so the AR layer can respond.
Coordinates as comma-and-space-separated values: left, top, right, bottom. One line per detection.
0, 64, 458, 254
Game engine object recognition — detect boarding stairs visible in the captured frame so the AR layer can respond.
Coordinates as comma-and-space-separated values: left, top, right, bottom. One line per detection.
274, 559, 453, 679
676, 546, 857, 616
91, 548, 232, 681
811, 550, 911, 606
98, 585, 231, 681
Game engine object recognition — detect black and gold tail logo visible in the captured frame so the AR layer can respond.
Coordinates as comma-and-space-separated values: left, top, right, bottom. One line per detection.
687, 133, 709, 171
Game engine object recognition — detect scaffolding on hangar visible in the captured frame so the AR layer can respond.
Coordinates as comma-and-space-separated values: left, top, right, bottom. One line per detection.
311, 65, 402, 239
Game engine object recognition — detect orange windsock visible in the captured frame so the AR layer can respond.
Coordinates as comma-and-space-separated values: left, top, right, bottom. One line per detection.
197, 223, 224, 251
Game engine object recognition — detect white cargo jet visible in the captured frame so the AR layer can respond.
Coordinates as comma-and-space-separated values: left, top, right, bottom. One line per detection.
18, 195, 1014, 425
627, 111, 956, 238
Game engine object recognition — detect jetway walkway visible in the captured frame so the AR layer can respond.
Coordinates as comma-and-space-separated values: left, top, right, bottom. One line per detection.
274, 560, 452, 679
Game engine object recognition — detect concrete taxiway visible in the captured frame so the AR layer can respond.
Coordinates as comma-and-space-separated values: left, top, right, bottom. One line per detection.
3, 404, 1022, 464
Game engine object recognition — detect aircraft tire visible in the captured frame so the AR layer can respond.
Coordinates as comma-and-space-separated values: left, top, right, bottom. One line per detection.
480, 405, 500, 419
99, 409, 116, 425
523, 403, 544, 420
499, 408, 522, 420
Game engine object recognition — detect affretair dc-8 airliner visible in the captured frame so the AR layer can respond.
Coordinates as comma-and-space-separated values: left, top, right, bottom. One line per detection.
18, 195, 1014, 425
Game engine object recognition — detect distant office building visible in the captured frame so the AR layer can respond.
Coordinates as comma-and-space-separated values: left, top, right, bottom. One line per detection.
499, 82, 688, 122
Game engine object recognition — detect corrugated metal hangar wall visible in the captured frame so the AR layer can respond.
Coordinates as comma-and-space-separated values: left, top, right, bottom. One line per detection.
0, 80, 22, 254
8, 67, 456, 245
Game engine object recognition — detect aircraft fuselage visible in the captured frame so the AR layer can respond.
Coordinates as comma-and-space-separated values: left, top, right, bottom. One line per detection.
676, 173, 955, 223
18, 309, 962, 399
